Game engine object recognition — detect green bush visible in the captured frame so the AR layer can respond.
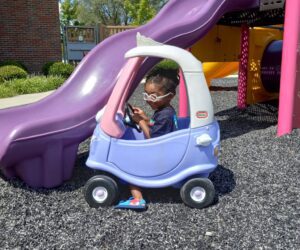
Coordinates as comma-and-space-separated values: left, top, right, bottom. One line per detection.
0, 65, 28, 82
154, 59, 180, 71
42, 61, 55, 76
146, 59, 179, 83
0, 86, 17, 98
0, 76, 65, 98
48, 62, 75, 78
0, 60, 28, 71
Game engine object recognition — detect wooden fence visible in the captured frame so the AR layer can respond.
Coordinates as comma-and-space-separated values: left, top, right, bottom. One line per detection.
99, 24, 137, 42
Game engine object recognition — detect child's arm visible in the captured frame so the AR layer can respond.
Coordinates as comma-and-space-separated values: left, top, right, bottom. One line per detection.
138, 120, 151, 139
131, 107, 151, 139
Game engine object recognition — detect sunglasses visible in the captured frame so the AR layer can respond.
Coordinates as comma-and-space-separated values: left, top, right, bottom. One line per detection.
142, 92, 173, 102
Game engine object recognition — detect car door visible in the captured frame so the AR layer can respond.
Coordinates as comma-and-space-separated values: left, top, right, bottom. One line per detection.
108, 129, 190, 177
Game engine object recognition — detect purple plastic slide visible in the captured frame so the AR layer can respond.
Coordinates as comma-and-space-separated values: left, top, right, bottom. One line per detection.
0, 0, 259, 188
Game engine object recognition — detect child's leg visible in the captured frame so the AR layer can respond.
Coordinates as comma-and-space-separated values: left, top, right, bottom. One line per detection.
115, 185, 146, 209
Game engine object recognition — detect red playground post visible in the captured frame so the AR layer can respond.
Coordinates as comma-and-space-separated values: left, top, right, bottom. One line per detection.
237, 24, 249, 110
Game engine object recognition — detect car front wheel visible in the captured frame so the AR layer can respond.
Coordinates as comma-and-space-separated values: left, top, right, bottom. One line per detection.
84, 175, 119, 208
180, 178, 215, 209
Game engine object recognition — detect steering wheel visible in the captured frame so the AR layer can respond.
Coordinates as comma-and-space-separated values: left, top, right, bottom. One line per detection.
123, 103, 141, 132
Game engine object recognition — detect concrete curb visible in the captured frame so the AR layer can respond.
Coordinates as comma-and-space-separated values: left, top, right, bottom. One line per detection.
0, 91, 54, 109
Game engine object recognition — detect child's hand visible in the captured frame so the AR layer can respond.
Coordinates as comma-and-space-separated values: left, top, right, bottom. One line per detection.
132, 107, 149, 123
132, 107, 145, 116
132, 113, 143, 124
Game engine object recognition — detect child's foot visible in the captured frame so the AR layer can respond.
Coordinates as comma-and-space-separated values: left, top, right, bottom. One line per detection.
115, 197, 147, 210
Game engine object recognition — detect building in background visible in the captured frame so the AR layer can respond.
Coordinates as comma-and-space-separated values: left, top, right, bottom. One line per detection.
0, 0, 61, 72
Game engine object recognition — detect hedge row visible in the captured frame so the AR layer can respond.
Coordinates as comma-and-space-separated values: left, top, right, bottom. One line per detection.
0, 76, 65, 98
0, 60, 69, 98
0, 59, 179, 98
0, 59, 178, 83
0, 61, 75, 82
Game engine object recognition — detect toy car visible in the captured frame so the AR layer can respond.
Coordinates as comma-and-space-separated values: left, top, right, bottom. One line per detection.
84, 39, 220, 209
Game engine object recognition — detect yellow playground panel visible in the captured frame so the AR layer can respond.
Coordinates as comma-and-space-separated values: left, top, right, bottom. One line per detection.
191, 25, 241, 85
246, 27, 283, 104
191, 25, 241, 62
191, 25, 283, 105
203, 62, 239, 84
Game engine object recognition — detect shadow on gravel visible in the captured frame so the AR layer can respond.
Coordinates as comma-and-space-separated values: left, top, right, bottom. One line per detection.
216, 101, 278, 140
118, 165, 235, 206
210, 165, 236, 204
0, 152, 93, 193
210, 86, 238, 91
1, 158, 235, 207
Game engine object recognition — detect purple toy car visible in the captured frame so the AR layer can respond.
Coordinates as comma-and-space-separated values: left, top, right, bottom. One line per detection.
84, 37, 220, 209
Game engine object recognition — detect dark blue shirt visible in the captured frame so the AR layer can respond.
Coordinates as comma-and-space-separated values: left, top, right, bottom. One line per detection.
149, 106, 178, 138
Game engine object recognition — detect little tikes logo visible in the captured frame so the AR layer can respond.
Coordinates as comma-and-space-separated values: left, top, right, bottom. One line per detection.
196, 111, 208, 119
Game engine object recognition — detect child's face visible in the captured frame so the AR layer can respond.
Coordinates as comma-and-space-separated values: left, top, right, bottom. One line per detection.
144, 82, 173, 110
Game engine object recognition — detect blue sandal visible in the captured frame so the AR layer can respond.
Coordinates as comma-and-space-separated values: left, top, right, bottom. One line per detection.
115, 197, 147, 210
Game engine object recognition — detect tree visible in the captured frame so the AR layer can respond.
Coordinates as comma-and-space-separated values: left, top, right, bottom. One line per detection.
151, 0, 169, 10
77, 0, 129, 25
76, 0, 168, 26
124, 0, 169, 25
60, 0, 80, 25
124, 0, 155, 25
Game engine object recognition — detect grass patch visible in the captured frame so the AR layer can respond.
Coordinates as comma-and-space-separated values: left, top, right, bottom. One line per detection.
0, 76, 65, 98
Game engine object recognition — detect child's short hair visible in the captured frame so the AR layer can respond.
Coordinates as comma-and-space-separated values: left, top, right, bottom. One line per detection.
146, 68, 179, 95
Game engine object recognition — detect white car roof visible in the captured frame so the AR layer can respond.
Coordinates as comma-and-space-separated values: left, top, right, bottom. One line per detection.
125, 34, 215, 128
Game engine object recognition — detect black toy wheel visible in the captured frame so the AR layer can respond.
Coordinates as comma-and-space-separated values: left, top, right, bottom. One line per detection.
84, 175, 119, 208
180, 178, 215, 209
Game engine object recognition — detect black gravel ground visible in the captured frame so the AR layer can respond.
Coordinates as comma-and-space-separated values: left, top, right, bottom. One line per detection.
1, 78, 300, 249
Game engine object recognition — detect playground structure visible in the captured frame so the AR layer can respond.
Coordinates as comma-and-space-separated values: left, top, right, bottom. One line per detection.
190, 25, 283, 103
178, 24, 284, 117
0, 0, 299, 188
191, 25, 241, 86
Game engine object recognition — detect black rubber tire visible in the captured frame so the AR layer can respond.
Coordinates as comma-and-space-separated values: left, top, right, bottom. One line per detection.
180, 178, 215, 209
84, 175, 119, 208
